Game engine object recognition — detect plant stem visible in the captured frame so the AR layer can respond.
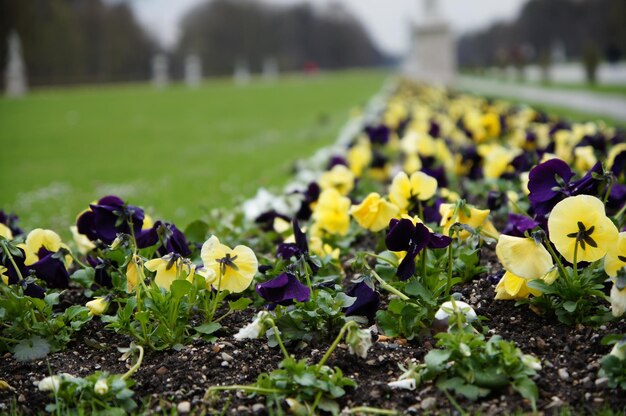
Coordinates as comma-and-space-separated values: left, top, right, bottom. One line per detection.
67, 251, 89, 270
266, 318, 290, 360
347, 407, 399, 415
309, 390, 323, 415
0, 240, 24, 281
362, 252, 397, 268
543, 237, 568, 279
121, 345, 144, 380
443, 389, 468, 416
207, 272, 223, 322
316, 321, 357, 370
303, 260, 316, 302
366, 265, 409, 301
572, 241, 579, 282
0, 335, 19, 344
204, 385, 283, 399
446, 235, 454, 298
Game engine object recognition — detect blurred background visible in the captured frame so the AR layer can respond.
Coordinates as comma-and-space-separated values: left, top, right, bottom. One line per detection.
0, 0, 624, 86
0, 0, 625, 234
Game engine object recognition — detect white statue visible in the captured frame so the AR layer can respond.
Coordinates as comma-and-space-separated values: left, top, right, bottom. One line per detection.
184, 54, 202, 88
5, 31, 28, 98
233, 59, 251, 86
151, 54, 169, 89
262, 57, 279, 82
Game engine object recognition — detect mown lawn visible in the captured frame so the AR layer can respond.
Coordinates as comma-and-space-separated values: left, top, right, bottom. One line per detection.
0, 70, 387, 235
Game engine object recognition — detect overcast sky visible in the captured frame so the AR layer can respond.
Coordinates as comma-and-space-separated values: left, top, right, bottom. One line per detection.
130, 0, 528, 55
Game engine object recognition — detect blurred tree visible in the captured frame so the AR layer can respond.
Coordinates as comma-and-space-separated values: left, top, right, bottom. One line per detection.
457, 0, 625, 68
0, 0, 157, 86
175, 0, 383, 76
583, 41, 601, 84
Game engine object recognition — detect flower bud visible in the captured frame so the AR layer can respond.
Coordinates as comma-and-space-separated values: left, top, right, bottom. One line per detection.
86, 297, 110, 316
38, 376, 61, 392
94, 378, 109, 395
234, 311, 269, 340
346, 325, 372, 359
387, 378, 416, 390
610, 342, 626, 361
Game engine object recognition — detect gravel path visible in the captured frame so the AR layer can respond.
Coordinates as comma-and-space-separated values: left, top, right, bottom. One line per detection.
457, 76, 626, 121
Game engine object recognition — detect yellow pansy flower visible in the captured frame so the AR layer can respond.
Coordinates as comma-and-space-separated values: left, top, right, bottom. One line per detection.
347, 140, 372, 178
0, 223, 12, 240
318, 164, 355, 196
607, 143, 626, 175
126, 255, 142, 292
145, 254, 196, 291
1, 265, 8, 285
309, 236, 340, 260
86, 297, 110, 316
477, 144, 520, 179
388, 171, 438, 212
200, 236, 258, 293
605, 232, 626, 277
496, 235, 553, 280
495, 269, 558, 300
574, 146, 597, 173
439, 203, 497, 240
350, 193, 399, 232
312, 188, 351, 236
19, 228, 67, 265
70, 226, 95, 255
547, 195, 618, 264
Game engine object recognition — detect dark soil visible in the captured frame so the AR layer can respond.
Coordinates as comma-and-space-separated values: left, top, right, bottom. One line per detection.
2, 247, 626, 415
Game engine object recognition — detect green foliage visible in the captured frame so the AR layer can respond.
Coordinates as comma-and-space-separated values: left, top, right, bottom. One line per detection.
417, 325, 540, 409
599, 334, 626, 389
0, 284, 92, 360
270, 286, 352, 347
526, 265, 611, 325
376, 298, 428, 340
255, 357, 356, 415
42, 372, 137, 415
102, 275, 245, 350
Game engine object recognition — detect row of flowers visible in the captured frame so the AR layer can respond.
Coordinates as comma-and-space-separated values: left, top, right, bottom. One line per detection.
1, 79, 626, 413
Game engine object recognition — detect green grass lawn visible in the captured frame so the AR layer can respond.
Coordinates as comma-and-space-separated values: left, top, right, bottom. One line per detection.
0, 70, 387, 236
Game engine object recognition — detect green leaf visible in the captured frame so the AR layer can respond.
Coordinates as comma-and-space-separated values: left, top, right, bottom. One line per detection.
425, 349, 451, 371
228, 297, 252, 312
44, 292, 61, 306
13, 336, 51, 361
563, 301, 577, 313
184, 220, 209, 243
514, 378, 538, 409
70, 268, 96, 287
170, 279, 193, 300
195, 322, 221, 335
294, 371, 317, 386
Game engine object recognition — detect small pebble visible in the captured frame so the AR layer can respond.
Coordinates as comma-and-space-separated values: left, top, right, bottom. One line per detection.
237, 405, 250, 413
177, 401, 191, 414
17, 394, 26, 403
221, 361, 230, 367
156, 366, 168, 375
221, 352, 234, 362
252, 403, 266, 413
558, 368, 570, 381
595, 377, 609, 388
421, 397, 436, 410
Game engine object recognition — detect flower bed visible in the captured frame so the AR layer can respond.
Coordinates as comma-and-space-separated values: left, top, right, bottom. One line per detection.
1, 78, 625, 415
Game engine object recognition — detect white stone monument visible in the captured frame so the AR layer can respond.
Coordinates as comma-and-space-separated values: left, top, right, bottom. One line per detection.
184, 54, 202, 88
5, 31, 28, 98
404, 0, 456, 86
262, 57, 279, 82
233, 59, 251, 86
151, 54, 169, 89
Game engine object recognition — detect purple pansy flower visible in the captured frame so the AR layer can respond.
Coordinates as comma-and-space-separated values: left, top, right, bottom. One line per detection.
327, 155, 348, 169
0, 210, 23, 237
386, 218, 452, 280
77, 196, 144, 245
276, 218, 319, 274
344, 281, 379, 321
29, 250, 70, 289
487, 191, 506, 211
501, 213, 539, 237
365, 125, 391, 145
136, 221, 191, 257
296, 182, 321, 221
528, 159, 602, 217
256, 272, 310, 308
